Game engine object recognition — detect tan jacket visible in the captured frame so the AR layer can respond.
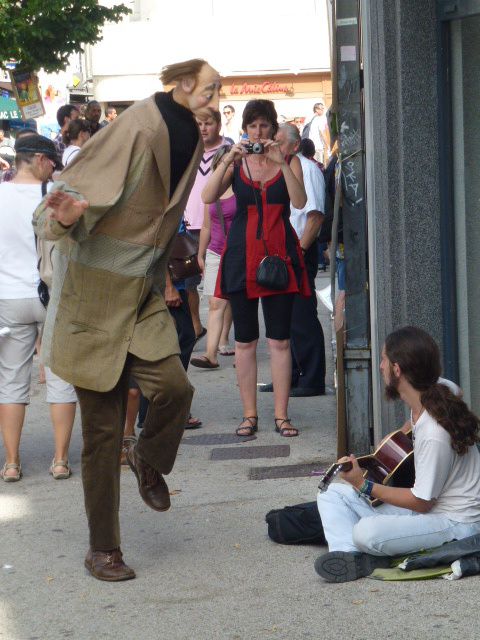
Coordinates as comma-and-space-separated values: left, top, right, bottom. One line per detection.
33, 96, 203, 391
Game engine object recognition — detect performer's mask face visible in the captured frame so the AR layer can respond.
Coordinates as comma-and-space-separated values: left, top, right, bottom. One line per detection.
181, 63, 221, 118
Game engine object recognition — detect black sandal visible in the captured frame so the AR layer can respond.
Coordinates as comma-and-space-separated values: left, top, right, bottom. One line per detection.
236, 416, 258, 437
274, 418, 299, 437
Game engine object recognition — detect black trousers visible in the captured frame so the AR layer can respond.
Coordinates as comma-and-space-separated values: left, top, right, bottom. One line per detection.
169, 289, 196, 370
290, 244, 326, 391
138, 289, 195, 426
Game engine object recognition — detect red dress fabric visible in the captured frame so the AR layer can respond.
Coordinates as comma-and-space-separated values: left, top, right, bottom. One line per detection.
214, 163, 310, 300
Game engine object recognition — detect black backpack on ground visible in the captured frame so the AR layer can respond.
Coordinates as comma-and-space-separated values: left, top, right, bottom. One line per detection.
265, 501, 326, 545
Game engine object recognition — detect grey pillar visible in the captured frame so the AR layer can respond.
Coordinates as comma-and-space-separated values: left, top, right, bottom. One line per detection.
361, 0, 443, 438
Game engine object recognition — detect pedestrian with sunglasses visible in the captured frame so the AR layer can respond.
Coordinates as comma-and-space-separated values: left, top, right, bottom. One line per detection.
221, 104, 242, 142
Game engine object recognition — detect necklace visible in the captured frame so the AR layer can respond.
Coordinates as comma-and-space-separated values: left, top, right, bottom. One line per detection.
410, 407, 424, 427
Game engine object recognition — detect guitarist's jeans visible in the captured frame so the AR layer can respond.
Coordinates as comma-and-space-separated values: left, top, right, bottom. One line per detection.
317, 484, 480, 556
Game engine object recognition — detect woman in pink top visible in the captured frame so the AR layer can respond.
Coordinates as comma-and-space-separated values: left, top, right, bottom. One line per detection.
191, 145, 236, 369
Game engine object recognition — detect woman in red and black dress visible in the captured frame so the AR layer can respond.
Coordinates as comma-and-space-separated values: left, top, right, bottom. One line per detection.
202, 100, 309, 437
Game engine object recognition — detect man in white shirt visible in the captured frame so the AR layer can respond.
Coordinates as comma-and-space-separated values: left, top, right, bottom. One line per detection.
315, 326, 480, 582
307, 100, 330, 165
260, 123, 326, 396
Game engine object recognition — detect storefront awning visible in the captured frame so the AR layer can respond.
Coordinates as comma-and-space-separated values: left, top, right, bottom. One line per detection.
0, 96, 21, 120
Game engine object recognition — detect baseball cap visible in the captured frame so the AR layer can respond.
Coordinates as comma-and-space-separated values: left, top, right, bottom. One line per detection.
14, 134, 62, 170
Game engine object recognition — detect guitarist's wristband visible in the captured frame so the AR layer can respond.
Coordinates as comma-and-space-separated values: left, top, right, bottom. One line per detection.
359, 479, 374, 497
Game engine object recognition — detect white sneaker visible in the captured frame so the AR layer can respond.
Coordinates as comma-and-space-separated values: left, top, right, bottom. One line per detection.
317, 285, 333, 313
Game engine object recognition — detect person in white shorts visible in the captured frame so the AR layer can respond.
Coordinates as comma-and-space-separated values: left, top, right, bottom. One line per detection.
191, 145, 237, 369
0, 134, 77, 482
315, 326, 480, 582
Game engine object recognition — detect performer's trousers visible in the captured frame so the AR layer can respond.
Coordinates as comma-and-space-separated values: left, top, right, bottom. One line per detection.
138, 290, 195, 427
75, 353, 193, 551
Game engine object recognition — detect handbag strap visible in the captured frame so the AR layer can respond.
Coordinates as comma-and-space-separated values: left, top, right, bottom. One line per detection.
214, 200, 227, 237
34, 182, 49, 263
243, 158, 269, 256
64, 146, 81, 164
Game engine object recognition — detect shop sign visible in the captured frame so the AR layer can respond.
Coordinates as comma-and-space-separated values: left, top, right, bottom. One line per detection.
0, 97, 21, 120
9, 69, 45, 119
230, 80, 294, 96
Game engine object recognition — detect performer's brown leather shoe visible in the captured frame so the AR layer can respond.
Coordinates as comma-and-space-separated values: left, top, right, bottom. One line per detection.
84, 548, 136, 581
126, 444, 171, 512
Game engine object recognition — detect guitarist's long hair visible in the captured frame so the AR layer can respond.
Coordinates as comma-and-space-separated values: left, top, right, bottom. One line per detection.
385, 326, 479, 455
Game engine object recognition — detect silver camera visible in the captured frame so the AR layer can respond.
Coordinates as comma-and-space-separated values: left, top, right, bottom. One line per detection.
245, 142, 264, 154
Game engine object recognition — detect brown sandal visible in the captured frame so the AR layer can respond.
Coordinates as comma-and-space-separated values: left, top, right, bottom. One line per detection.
235, 416, 258, 437
274, 418, 299, 437
190, 355, 219, 369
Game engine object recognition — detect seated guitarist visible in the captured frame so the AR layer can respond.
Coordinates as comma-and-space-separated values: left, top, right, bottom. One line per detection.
315, 326, 480, 583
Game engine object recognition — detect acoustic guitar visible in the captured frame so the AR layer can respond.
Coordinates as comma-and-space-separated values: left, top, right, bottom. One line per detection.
318, 428, 414, 507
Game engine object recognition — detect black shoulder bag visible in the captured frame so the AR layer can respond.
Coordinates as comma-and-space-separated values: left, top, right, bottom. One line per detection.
36, 182, 50, 308
265, 501, 326, 545
243, 159, 289, 291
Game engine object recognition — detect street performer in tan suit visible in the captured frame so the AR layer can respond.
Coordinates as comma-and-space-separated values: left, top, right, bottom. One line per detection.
33, 59, 221, 581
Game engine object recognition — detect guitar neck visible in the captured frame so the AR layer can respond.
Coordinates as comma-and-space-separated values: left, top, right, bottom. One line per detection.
318, 460, 353, 492
318, 428, 414, 496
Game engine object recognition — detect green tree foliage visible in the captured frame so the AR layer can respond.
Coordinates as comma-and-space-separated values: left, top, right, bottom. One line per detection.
0, 0, 130, 72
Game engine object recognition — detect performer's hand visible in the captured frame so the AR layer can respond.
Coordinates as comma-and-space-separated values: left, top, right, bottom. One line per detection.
263, 140, 286, 165
197, 255, 205, 273
165, 284, 182, 308
46, 191, 89, 227
0, 157, 10, 170
339, 454, 364, 489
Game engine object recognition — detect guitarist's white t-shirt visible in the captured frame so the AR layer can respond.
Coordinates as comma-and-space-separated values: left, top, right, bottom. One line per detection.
411, 411, 480, 522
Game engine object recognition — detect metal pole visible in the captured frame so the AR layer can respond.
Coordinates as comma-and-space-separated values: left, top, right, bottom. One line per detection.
335, 0, 372, 453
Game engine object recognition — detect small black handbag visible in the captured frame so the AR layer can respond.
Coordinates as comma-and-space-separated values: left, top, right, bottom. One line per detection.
36, 182, 50, 308
37, 280, 50, 308
256, 255, 289, 290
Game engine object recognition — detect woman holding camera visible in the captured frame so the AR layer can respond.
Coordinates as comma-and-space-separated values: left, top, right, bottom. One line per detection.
202, 99, 309, 438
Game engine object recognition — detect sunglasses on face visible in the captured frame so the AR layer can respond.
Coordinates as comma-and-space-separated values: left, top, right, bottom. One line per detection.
223, 111, 232, 115
35, 153, 56, 169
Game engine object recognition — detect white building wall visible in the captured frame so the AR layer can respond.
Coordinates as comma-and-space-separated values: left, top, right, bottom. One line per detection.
91, 0, 330, 101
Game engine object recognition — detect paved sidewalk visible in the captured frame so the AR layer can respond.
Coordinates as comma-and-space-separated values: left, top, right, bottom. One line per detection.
0, 272, 477, 640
